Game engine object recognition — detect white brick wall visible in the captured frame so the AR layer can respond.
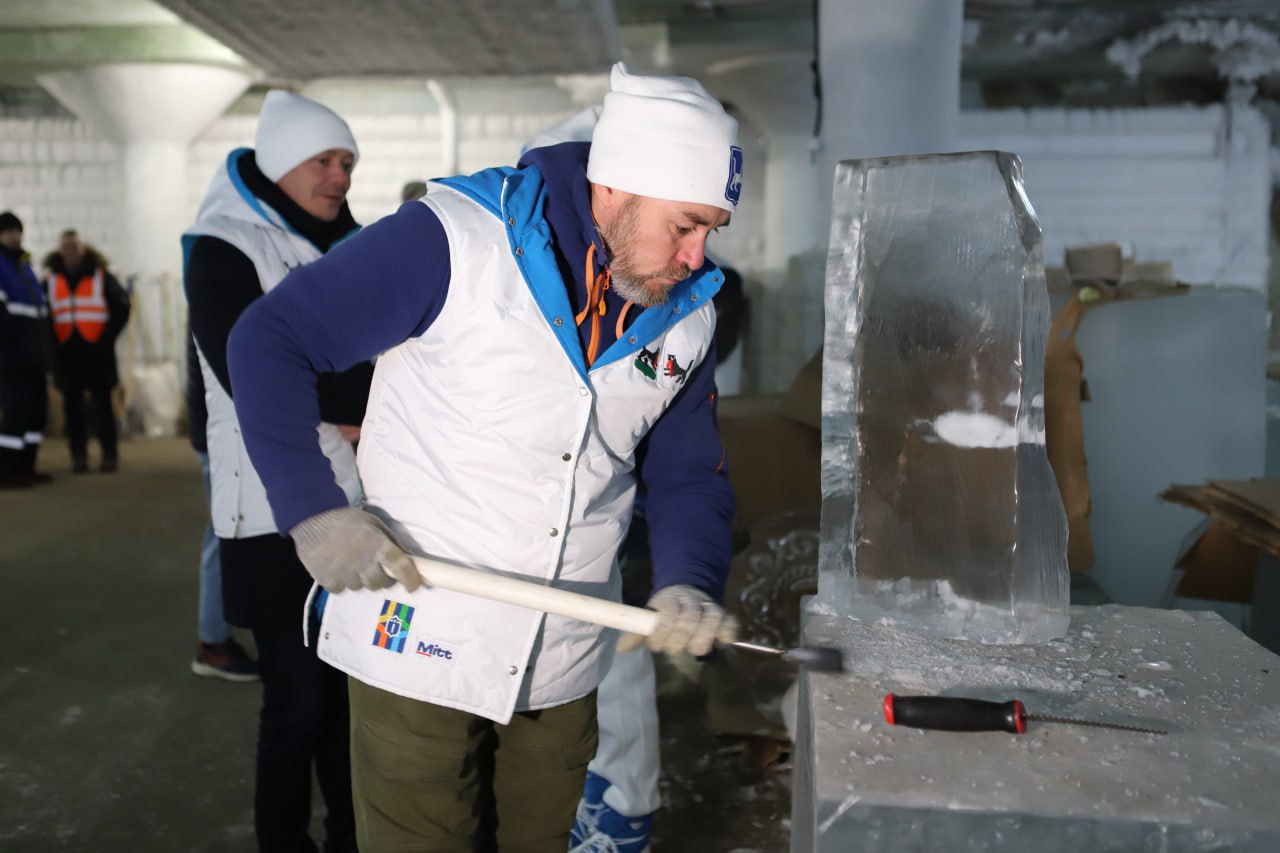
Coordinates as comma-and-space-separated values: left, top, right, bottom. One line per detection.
8, 95, 1269, 439
958, 105, 1271, 291
0, 117, 121, 266
5, 98, 1268, 359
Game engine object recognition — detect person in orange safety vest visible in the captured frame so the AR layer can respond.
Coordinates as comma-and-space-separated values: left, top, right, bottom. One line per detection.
43, 229, 130, 473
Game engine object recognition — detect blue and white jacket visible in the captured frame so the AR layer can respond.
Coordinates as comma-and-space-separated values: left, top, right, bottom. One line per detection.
229, 143, 735, 723
0, 247, 51, 375
184, 150, 364, 538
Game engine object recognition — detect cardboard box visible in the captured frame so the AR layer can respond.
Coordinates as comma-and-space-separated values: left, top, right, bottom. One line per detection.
718, 351, 822, 526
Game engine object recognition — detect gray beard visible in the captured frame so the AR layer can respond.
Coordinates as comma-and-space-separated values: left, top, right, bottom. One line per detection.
596, 200, 687, 308
609, 274, 671, 308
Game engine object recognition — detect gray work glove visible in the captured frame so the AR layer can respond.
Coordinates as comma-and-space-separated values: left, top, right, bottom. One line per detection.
618, 584, 739, 657
290, 507, 422, 593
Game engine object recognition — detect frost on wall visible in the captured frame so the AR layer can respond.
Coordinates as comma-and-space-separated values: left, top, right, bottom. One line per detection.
818, 151, 1070, 645
1106, 18, 1280, 85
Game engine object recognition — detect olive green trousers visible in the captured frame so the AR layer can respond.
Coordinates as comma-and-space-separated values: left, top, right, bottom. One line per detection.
349, 677, 598, 852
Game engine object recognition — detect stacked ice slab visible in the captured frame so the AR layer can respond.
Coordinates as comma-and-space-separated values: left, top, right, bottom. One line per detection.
819, 152, 1069, 644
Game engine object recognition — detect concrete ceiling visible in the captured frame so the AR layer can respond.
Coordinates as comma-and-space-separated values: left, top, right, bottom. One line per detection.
151, 0, 623, 78
0, 0, 1277, 106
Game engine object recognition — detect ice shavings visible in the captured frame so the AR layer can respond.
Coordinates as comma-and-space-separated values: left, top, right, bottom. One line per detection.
793, 605, 1280, 849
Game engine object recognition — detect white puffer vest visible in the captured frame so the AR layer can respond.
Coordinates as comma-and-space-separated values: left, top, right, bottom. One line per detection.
184, 150, 363, 538
315, 167, 723, 724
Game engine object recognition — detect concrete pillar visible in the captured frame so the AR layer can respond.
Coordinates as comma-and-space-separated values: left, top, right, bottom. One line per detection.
37, 63, 252, 282
753, 0, 960, 392
708, 52, 822, 392
817, 0, 964, 227
37, 62, 250, 435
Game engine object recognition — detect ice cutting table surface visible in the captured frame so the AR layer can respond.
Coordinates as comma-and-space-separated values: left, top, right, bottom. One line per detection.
792, 604, 1280, 851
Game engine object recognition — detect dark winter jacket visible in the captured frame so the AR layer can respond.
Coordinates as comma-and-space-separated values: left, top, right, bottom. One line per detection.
0, 246, 54, 377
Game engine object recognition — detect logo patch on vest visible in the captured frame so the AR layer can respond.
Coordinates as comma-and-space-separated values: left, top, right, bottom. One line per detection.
634, 344, 660, 379
415, 641, 455, 661
725, 146, 743, 206
664, 354, 689, 384
372, 599, 414, 654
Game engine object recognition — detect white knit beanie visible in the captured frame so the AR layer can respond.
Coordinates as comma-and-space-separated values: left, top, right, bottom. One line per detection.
587, 63, 742, 213
254, 90, 359, 183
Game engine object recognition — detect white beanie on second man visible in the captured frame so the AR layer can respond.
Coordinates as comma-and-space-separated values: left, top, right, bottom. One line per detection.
254, 90, 359, 183
587, 63, 742, 214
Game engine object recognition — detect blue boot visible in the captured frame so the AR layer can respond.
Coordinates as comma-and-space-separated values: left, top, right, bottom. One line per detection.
568, 770, 653, 853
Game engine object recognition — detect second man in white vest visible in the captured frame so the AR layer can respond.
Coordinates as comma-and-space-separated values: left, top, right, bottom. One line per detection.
185, 90, 372, 853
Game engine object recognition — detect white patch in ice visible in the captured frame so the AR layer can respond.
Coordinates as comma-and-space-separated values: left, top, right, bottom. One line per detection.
931, 410, 1046, 448
1002, 391, 1044, 408
933, 411, 1017, 448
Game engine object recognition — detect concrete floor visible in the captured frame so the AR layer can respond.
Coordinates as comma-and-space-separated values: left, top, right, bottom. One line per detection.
0, 437, 790, 852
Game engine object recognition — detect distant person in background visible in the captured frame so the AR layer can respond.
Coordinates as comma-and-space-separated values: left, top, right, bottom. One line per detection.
43, 229, 130, 473
400, 179, 427, 202
0, 211, 54, 489
186, 326, 260, 684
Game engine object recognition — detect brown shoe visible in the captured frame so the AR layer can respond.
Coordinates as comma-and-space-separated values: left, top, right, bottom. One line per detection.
191, 639, 260, 683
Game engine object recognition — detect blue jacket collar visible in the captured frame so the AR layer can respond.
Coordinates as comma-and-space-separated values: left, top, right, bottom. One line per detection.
437, 158, 724, 381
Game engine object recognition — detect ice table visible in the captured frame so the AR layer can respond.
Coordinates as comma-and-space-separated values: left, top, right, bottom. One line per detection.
792, 605, 1280, 851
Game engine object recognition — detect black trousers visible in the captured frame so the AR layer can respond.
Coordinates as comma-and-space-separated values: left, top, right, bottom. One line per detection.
220, 534, 356, 853
0, 368, 47, 475
60, 373, 116, 462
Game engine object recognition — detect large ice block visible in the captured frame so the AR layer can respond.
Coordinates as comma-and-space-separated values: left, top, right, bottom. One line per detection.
792, 605, 1280, 851
820, 152, 1069, 644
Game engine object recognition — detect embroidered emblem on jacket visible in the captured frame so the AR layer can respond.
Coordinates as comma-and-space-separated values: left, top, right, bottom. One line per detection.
634, 344, 660, 379
664, 354, 689, 384
372, 599, 415, 654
